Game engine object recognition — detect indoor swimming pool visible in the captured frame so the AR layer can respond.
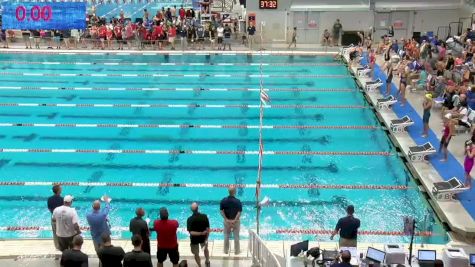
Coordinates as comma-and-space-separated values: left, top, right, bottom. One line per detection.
0, 52, 448, 244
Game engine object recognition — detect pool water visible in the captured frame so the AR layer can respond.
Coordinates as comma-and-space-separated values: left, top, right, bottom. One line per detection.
0, 52, 447, 244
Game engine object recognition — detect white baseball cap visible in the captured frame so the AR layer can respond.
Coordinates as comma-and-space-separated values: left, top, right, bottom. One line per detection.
64, 195, 74, 203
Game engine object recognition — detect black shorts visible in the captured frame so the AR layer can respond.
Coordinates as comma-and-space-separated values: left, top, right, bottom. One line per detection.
58, 236, 74, 252
217, 37, 223, 44
157, 247, 179, 264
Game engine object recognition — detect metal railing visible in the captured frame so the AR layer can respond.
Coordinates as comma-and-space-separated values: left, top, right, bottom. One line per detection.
248, 229, 282, 267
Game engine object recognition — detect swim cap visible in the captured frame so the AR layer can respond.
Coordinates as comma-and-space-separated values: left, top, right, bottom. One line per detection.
425, 93, 432, 99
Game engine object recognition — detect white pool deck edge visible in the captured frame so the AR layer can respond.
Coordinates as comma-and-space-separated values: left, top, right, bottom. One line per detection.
0, 48, 472, 259
0, 47, 338, 55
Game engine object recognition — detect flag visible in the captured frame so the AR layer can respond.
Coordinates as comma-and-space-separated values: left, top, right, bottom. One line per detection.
260, 89, 270, 105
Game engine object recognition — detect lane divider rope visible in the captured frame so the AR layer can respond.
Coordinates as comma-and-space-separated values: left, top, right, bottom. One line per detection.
0, 60, 342, 67
0, 72, 349, 78
0, 123, 378, 130
0, 103, 369, 109
0, 148, 392, 156
0, 86, 356, 92
0, 226, 433, 236
0, 181, 408, 190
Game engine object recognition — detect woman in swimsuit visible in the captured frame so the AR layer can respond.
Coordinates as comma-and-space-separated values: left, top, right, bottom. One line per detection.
369, 49, 376, 79
422, 93, 432, 138
464, 141, 475, 188
385, 63, 393, 96
398, 56, 409, 105
439, 118, 453, 162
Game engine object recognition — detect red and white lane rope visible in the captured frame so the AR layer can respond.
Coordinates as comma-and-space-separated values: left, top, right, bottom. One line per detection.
0, 123, 378, 130
0, 72, 349, 79
0, 60, 342, 67
0, 86, 355, 92
0, 226, 433, 237
0, 103, 368, 109
0, 181, 409, 190
0, 148, 392, 156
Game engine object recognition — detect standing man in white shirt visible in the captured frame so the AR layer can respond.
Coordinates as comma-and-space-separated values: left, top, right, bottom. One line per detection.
52, 195, 81, 252
216, 24, 224, 50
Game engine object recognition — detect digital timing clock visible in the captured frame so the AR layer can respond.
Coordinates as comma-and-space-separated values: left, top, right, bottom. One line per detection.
2, 2, 86, 30
259, 0, 278, 9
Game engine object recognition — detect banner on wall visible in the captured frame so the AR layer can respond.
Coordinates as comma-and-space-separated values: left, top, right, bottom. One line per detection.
308, 19, 317, 28
393, 20, 404, 29
2, 2, 86, 30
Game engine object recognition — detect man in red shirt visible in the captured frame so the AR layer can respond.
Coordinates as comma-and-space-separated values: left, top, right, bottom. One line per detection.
153, 207, 179, 267
179, 6, 186, 20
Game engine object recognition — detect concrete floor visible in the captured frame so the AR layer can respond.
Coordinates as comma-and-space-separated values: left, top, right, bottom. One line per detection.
0, 258, 250, 267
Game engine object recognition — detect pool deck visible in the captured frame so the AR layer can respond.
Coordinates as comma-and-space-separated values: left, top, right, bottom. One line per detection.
347, 54, 475, 245
0, 239, 456, 264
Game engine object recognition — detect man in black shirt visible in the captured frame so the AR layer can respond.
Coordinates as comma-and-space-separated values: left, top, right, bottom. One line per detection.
60, 235, 88, 267
187, 202, 210, 267
220, 186, 242, 254
129, 208, 150, 254
123, 235, 153, 267
97, 233, 125, 267
223, 24, 232, 51
247, 23, 256, 49
330, 205, 360, 248
47, 184, 63, 251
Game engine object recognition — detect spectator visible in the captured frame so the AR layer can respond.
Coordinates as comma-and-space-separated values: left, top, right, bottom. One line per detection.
47, 184, 63, 252
288, 27, 297, 49
97, 233, 125, 267
21, 30, 32, 49
143, 9, 149, 22
123, 235, 153, 267
196, 23, 205, 50
61, 235, 88, 267
223, 24, 232, 51
216, 24, 224, 50
331, 250, 352, 267
247, 23, 256, 49
52, 195, 81, 252
171, 5, 177, 18
168, 25, 177, 50
220, 186, 242, 254
86, 195, 111, 254
179, 25, 188, 51
330, 205, 360, 247
179, 6, 186, 20
154, 207, 179, 267
129, 207, 151, 254
187, 203, 210, 267
332, 19, 343, 46
322, 29, 331, 49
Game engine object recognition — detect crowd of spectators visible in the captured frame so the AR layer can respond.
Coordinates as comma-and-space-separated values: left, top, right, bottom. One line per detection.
371, 26, 475, 187
1, 5, 248, 51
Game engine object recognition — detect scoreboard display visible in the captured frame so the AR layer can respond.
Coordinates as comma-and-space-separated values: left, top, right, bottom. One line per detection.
1, 2, 86, 30
259, 0, 277, 9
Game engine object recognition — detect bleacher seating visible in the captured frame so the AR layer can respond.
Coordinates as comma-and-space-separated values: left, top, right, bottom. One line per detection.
90, 1, 192, 20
